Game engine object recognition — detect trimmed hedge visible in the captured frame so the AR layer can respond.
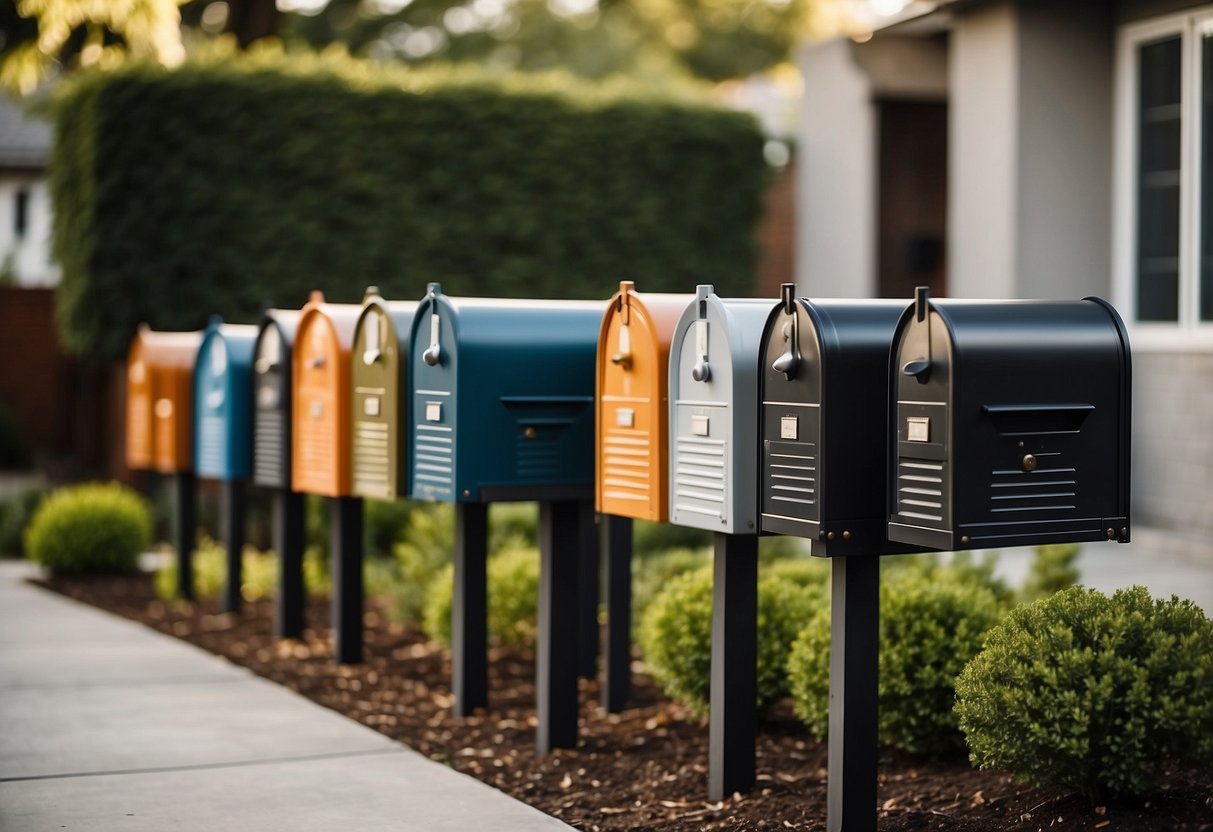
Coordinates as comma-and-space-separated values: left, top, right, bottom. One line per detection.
25, 482, 151, 574
52, 53, 769, 360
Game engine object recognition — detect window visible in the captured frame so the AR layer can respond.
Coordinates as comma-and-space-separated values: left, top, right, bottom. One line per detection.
1116, 7, 1213, 336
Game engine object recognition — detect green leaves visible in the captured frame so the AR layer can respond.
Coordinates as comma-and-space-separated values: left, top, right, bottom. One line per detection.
51, 55, 767, 361
25, 482, 152, 574
954, 586, 1213, 802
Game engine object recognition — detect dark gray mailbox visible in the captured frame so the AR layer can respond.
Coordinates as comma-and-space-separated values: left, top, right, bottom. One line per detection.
887, 288, 1132, 551
759, 285, 910, 556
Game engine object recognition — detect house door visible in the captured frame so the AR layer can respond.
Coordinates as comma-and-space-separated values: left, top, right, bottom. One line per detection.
878, 99, 948, 299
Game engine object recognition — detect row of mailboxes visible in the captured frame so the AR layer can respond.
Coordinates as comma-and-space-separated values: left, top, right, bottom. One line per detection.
126, 283, 1132, 552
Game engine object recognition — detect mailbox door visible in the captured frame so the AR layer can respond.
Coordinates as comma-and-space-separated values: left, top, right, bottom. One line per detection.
760, 299, 823, 536
253, 323, 289, 489
293, 316, 346, 496
126, 343, 153, 470
598, 301, 665, 520
352, 307, 399, 500
195, 334, 228, 479
153, 366, 194, 474
409, 301, 457, 502
670, 310, 735, 531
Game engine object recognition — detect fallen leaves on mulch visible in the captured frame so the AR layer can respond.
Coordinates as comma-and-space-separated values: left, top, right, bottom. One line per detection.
37, 573, 1213, 832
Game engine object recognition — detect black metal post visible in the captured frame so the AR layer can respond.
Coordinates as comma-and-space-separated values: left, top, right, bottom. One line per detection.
452, 502, 489, 716
708, 531, 758, 801
274, 489, 306, 639
602, 514, 633, 712
173, 472, 196, 601
221, 478, 246, 614
537, 499, 581, 753
827, 556, 880, 832
578, 501, 600, 680
330, 496, 364, 664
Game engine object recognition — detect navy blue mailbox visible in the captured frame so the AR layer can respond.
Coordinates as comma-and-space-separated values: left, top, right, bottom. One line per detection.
252, 309, 306, 639
195, 318, 258, 482
408, 282, 601, 753
194, 317, 258, 614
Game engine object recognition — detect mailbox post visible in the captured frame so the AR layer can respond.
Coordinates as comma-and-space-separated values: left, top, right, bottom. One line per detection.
253, 309, 305, 638
408, 283, 600, 751
292, 291, 364, 664
668, 284, 773, 800
126, 326, 202, 599
595, 280, 690, 711
194, 317, 258, 614
758, 284, 912, 831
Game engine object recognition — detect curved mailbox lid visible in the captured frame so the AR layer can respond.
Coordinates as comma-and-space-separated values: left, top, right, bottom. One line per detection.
595, 280, 692, 521
252, 309, 302, 489
195, 317, 258, 482
759, 284, 911, 555
408, 282, 601, 503
351, 286, 419, 501
888, 288, 1132, 551
292, 291, 361, 497
667, 284, 775, 535
126, 325, 203, 474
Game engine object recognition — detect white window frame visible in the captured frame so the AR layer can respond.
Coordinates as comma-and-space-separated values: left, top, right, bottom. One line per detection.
1114, 5, 1213, 350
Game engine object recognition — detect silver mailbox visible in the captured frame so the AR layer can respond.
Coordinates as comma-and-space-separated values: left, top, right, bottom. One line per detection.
667, 284, 773, 534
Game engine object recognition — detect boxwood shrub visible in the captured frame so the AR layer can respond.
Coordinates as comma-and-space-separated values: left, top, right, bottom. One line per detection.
423, 546, 540, 649
25, 482, 151, 574
955, 586, 1213, 801
788, 566, 1003, 755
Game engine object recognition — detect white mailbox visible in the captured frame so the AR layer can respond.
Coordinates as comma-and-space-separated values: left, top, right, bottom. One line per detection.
667, 284, 773, 534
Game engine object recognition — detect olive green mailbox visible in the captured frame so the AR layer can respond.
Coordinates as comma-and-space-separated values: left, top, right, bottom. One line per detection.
350, 287, 418, 501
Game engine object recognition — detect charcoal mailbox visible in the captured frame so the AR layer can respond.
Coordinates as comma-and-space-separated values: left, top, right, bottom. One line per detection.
253, 309, 306, 639
668, 284, 775, 801
126, 325, 202, 600
408, 282, 600, 752
595, 280, 691, 712
195, 318, 258, 614
293, 291, 366, 663
351, 287, 418, 502
887, 288, 1132, 551
759, 285, 910, 555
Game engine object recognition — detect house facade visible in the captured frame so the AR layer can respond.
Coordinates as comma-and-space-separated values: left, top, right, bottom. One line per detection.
797, 0, 1213, 554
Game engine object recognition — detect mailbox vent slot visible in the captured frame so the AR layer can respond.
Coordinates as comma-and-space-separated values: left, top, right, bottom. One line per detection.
197, 414, 225, 474
602, 428, 651, 504
674, 437, 726, 518
517, 430, 563, 480
768, 445, 817, 507
254, 410, 285, 484
990, 452, 1076, 514
353, 420, 390, 492
297, 417, 332, 480
896, 458, 946, 523
984, 404, 1094, 436
414, 424, 453, 495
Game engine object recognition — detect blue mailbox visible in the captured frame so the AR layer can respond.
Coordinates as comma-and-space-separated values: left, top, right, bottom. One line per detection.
194, 317, 259, 481
407, 282, 602, 503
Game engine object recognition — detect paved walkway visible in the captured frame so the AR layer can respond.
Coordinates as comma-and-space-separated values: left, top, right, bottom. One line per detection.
0, 562, 572, 832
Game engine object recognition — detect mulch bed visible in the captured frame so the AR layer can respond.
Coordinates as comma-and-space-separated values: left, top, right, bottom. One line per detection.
36, 573, 1213, 832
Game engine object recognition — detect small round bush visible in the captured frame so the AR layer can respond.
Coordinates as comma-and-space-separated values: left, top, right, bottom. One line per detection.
789, 567, 1003, 755
423, 546, 540, 649
639, 565, 821, 716
25, 482, 152, 574
955, 586, 1213, 801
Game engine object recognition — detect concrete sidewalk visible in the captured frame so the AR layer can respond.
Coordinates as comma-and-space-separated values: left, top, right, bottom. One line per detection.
0, 562, 572, 832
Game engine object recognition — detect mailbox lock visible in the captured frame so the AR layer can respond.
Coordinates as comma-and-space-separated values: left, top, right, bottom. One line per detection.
523, 426, 537, 440
1022, 454, 1038, 472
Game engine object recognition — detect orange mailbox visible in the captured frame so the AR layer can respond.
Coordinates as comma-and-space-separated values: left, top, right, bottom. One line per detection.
126, 325, 203, 474
292, 291, 361, 497
595, 281, 692, 521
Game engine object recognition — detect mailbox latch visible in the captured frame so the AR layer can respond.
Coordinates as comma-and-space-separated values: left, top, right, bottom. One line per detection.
772, 284, 800, 381
422, 310, 442, 367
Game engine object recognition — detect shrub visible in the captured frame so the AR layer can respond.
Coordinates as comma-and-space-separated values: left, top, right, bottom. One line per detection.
52, 53, 767, 361
0, 486, 48, 558
789, 567, 1003, 755
955, 586, 1213, 801
25, 482, 152, 574
423, 546, 540, 649
154, 537, 331, 602
1019, 543, 1081, 602
364, 498, 416, 560
639, 565, 821, 716
763, 556, 830, 592
632, 546, 710, 627
383, 503, 453, 625
883, 550, 1014, 607
632, 520, 711, 557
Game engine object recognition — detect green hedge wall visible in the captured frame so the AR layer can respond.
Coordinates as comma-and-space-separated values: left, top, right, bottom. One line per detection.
52, 55, 769, 360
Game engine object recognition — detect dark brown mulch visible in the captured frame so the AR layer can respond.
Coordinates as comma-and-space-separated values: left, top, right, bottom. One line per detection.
36, 573, 1213, 832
